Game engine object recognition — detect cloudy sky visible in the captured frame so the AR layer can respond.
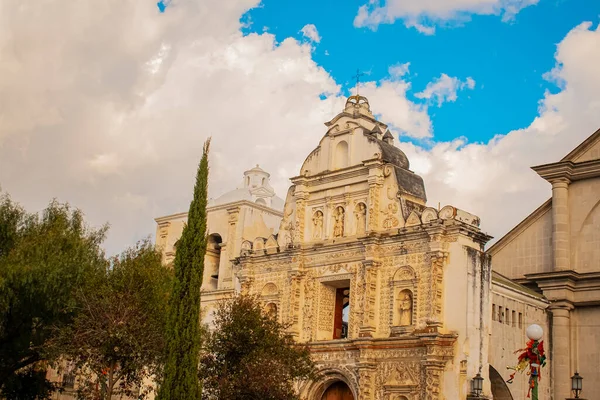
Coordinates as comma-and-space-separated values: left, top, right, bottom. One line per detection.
1, 0, 599, 255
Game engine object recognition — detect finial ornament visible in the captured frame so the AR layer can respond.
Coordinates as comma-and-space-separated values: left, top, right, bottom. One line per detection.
351, 68, 365, 96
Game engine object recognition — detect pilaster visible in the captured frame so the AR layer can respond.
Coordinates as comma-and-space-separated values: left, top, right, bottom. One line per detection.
551, 178, 571, 271
549, 301, 575, 400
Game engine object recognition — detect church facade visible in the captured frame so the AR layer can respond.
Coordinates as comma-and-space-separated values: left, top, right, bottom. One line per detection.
154, 97, 599, 400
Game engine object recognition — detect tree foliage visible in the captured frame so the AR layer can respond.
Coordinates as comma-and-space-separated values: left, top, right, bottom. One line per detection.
0, 364, 57, 400
157, 139, 211, 400
57, 240, 172, 399
0, 194, 107, 391
200, 295, 315, 400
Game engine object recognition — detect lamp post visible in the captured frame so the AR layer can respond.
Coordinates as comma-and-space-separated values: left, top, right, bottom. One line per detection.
472, 373, 484, 398
526, 324, 544, 400
570, 372, 583, 399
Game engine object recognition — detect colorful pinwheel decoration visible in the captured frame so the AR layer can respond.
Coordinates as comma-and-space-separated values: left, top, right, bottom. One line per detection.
507, 339, 546, 399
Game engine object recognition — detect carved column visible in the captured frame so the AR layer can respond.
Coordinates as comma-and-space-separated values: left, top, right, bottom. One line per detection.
358, 365, 376, 400
424, 250, 447, 328
295, 186, 308, 244
359, 260, 379, 337
287, 272, 302, 338
367, 166, 383, 232
421, 360, 444, 400
551, 178, 570, 271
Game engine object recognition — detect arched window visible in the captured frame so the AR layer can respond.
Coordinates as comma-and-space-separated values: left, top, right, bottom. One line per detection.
203, 234, 222, 291
334, 141, 349, 169
255, 198, 267, 206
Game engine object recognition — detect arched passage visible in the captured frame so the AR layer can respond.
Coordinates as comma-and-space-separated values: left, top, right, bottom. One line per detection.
321, 381, 354, 400
490, 365, 514, 400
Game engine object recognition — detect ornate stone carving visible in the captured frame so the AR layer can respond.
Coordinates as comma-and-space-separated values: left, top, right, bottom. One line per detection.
355, 202, 367, 236
382, 202, 400, 229
438, 205, 455, 220
405, 211, 421, 227
368, 183, 381, 230
240, 240, 252, 256
398, 290, 413, 326
312, 210, 324, 239
318, 284, 336, 331
420, 208, 438, 224
333, 206, 345, 237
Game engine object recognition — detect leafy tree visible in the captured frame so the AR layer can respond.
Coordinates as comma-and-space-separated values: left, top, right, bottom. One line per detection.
0, 364, 56, 400
57, 240, 172, 399
157, 139, 211, 400
200, 295, 315, 400
0, 194, 107, 392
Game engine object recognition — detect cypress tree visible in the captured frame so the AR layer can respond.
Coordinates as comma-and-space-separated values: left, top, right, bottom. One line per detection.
157, 139, 210, 400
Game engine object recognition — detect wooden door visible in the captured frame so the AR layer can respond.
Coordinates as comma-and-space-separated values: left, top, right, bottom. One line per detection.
321, 381, 354, 400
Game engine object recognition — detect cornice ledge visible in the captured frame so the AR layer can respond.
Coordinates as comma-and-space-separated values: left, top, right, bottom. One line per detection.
531, 158, 600, 183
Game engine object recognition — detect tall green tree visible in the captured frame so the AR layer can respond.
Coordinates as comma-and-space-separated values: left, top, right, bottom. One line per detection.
0, 194, 107, 392
57, 240, 172, 399
157, 139, 211, 400
200, 295, 315, 400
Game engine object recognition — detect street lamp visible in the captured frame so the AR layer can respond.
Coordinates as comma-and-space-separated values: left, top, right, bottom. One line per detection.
571, 372, 583, 398
526, 324, 543, 400
471, 373, 484, 397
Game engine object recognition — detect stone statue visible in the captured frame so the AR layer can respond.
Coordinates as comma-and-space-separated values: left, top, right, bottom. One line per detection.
333, 206, 345, 237
312, 210, 323, 239
398, 292, 413, 326
265, 303, 278, 318
355, 203, 366, 235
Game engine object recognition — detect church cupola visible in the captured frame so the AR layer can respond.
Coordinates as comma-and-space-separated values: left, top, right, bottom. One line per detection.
243, 165, 270, 189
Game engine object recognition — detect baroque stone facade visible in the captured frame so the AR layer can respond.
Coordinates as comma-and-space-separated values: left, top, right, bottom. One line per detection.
232, 96, 494, 400
156, 96, 494, 400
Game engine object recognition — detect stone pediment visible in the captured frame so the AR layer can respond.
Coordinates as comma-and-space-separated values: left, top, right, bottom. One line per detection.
384, 362, 419, 387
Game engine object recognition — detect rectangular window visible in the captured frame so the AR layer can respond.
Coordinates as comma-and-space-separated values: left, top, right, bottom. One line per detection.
512, 310, 516, 327
505, 308, 510, 325
518, 312, 523, 328
492, 304, 496, 321
498, 307, 503, 323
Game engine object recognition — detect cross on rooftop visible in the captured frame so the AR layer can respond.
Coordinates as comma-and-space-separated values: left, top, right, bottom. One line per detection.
351, 68, 365, 96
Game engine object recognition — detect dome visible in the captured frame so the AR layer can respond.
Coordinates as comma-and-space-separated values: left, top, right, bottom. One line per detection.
208, 165, 283, 210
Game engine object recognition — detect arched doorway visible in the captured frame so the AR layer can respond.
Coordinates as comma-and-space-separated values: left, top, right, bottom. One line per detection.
321, 381, 354, 400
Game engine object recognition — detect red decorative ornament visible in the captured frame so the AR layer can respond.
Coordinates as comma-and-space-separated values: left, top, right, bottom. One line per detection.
506, 339, 546, 398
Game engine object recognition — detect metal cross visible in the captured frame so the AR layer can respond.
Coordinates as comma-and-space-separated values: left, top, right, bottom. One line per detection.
351, 68, 365, 96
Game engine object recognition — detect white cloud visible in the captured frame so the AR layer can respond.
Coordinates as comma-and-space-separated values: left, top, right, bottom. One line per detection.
360, 78, 432, 138
403, 22, 600, 243
0, 0, 342, 254
354, 0, 539, 33
416, 73, 476, 106
388, 62, 410, 78
300, 24, 321, 43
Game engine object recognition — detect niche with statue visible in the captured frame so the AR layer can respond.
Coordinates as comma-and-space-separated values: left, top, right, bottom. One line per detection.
390, 266, 417, 336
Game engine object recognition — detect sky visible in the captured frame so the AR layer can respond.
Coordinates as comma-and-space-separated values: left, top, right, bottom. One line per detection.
1, 0, 599, 255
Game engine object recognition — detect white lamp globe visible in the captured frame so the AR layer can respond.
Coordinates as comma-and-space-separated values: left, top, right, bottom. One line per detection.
526, 324, 544, 341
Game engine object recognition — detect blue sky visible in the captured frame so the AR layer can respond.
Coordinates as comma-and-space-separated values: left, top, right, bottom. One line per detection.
241, 0, 599, 143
